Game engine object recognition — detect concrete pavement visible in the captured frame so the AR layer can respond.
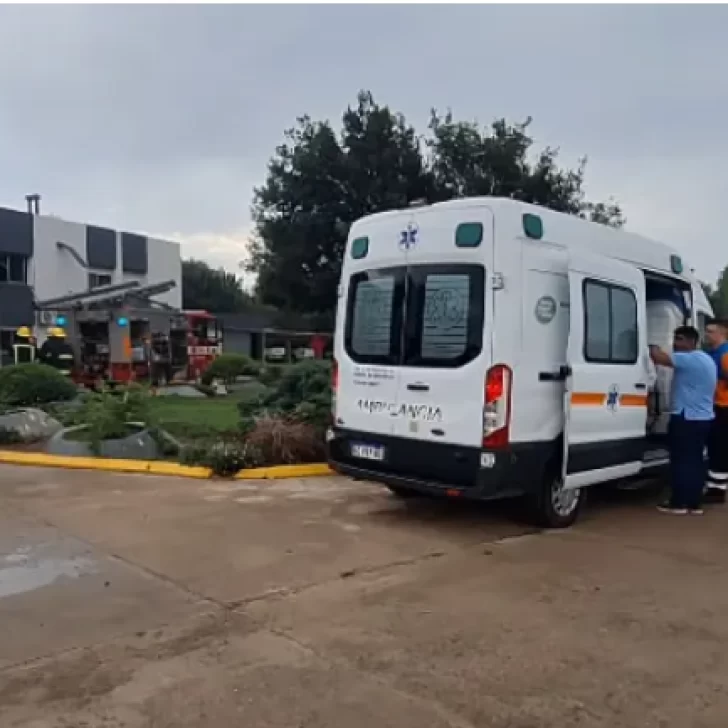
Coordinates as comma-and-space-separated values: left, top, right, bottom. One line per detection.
0, 465, 726, 727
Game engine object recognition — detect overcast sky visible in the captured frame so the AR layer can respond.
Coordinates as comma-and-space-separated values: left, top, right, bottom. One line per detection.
0, 4, 726, 284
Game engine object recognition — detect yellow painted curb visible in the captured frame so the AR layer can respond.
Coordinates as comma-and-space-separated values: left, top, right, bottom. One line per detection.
0, 450, 213, 479
235, 463, 333, 480
0, 450, 333, 481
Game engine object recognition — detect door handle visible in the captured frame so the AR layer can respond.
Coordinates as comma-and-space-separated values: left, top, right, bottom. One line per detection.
539, 365, 572, 382
407, 383, 430, 392
635, 383, 647, 390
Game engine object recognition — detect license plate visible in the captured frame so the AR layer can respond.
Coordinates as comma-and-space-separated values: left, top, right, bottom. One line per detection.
351, 443, 385, 461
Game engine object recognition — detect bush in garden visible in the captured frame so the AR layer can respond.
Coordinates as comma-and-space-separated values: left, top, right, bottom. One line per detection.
243, 414, 325, 465
258, 364, 284, 387
200, 353, 260, 385
0, 363, 77, 408
180, 414, 323, 474
238, 359, 332, 433
179, 439, 260, 476
68, 385, 155, 455
41, 400, 80, 426
194, 383, 217, 398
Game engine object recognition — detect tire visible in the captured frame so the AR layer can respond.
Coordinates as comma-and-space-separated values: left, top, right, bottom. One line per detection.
526, 464, 585, 528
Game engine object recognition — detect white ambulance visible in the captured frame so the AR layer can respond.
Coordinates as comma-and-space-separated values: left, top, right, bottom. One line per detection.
327, 197, 713, 528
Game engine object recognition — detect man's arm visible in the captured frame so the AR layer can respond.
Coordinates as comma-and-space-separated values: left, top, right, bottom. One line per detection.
649, 345, 674, 369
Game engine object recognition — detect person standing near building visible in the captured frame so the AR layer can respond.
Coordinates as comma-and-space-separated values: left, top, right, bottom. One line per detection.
650, 326, 717, 515
705, 319, 728, 503
38, 328, 75, 377
13, 326, 36, 364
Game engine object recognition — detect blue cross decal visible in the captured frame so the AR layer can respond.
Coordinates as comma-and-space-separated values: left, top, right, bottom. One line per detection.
399, 222, 419, 250
606, 386, 619, 412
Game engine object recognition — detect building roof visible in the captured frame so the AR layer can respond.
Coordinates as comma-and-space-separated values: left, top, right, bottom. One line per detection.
216, 308, 331, 335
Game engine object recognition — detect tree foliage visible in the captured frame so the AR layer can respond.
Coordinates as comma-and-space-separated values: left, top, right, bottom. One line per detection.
250, 90, 625, 315
703, 264, 728, 318
182, 259, 251, 313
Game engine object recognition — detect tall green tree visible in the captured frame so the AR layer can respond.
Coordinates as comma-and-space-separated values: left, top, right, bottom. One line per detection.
250, 91, 626, 316
427, 112, 624, 227
182, 259, 250, 313
250, 92, 432, 314
704, 265, 728, 318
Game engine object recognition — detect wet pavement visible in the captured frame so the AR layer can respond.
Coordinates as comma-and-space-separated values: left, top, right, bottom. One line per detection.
0, 465, 727, 727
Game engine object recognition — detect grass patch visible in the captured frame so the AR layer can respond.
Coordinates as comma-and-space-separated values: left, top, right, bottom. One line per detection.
148, 382, 266, 441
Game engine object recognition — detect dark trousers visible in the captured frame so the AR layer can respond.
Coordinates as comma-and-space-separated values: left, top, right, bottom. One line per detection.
669, 414, 711, 509
707, 406, 728, 492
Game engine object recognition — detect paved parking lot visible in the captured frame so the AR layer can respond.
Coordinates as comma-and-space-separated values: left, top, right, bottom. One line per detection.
1, 465, 727, 727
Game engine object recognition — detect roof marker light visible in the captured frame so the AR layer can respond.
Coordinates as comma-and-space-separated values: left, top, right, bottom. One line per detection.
351, 237, 369, 260
455, 222, 483, 248
523, 213, 543, 240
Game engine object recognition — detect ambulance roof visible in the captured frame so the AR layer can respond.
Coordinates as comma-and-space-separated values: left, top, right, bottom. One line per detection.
353, 196, 692, 282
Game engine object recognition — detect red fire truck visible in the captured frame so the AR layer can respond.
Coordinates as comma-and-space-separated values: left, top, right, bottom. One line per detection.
181, 310, 222, 381
73, 309, 221, 386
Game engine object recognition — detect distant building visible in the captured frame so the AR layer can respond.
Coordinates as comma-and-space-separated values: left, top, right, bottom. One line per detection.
217, 310, 332, 361
0, 203, 181, 367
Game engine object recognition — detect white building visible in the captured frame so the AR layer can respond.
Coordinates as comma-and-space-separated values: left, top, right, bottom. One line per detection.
0, 203, 182, 365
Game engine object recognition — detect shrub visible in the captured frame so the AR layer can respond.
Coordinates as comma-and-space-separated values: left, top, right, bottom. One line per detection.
68, 385, 155, 455
178, 414, 324, 474
201, 354, 260, 385
238, 359, 332, 433
41, 400, 80, 426
194, 383, 217, 398
258, 364, 284, 387
244, 414, 325, 465
0, 363, 77, 408
179, 439, 259, 476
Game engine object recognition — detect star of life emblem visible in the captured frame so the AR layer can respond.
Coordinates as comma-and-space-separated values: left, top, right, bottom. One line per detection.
606, 385, 619, 412
399, 222, 419, 250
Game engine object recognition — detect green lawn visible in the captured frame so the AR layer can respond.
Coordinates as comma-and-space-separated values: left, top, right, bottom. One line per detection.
149, 382, 266, 441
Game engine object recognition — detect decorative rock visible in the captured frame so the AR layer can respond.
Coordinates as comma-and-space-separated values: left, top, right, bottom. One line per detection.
45, 424, 162, 460
0, 408, 63, 442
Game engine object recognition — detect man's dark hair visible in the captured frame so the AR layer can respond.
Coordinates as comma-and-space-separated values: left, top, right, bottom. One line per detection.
706, 318, 728, 330
674, 325, 700, 345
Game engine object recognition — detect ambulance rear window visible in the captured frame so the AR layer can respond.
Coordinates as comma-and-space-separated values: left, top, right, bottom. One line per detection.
404, 264, 485, 368
344, 264, 484, 368
346, 268, 403, 365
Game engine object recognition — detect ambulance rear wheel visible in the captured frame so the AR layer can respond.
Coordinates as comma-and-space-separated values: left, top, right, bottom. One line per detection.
527, 466, 584, 529
386, 485, 419, 499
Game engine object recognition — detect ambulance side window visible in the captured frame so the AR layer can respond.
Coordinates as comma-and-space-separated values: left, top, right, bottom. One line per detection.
584, 280, 638, 364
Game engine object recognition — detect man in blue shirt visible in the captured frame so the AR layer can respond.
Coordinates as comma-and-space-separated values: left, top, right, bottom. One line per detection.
650, 326, 717, 515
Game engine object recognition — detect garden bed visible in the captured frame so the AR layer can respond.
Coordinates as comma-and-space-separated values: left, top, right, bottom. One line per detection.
0, 359, 333, 478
